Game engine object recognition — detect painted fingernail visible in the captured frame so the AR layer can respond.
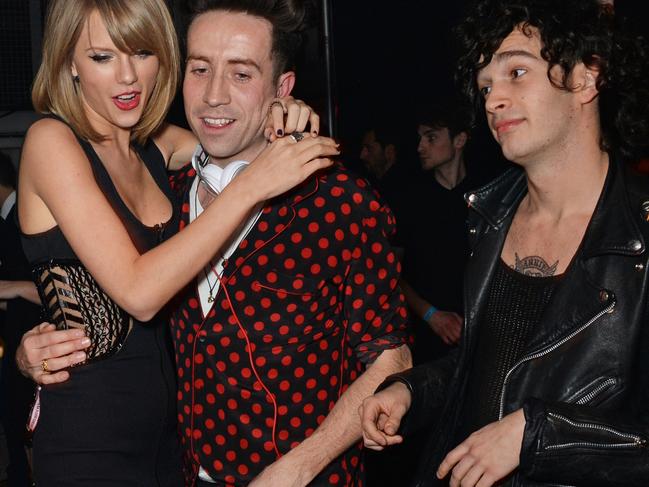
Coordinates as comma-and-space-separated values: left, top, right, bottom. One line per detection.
81, 337, 91, 346
276, 129, 283, 136
73, 351, 86, 362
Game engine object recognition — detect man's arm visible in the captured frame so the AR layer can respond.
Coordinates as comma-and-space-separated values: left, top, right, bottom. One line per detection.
249, 344, 412, 487
251, 173, 412, 486
400, 278, 462, 345
16, 323, 90, 384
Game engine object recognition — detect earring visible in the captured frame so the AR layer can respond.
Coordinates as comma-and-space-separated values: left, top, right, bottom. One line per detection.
73, 75, 80, 83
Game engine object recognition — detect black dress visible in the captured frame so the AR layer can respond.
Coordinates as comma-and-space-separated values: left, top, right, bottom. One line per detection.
21, 133, 183, 486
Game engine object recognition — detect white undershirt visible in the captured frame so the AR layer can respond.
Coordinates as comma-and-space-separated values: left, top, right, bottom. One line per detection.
189, 175, 262, 318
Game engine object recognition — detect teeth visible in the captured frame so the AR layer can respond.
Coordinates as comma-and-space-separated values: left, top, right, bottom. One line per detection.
117, 94, 136, 101
203, 118, 234, 127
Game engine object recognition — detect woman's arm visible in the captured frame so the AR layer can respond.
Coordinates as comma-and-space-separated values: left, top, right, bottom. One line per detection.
156, 124, 198, 171
19, 118, 338, 321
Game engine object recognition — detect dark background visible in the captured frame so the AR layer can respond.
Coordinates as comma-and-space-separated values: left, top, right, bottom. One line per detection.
1, 0, 648, 166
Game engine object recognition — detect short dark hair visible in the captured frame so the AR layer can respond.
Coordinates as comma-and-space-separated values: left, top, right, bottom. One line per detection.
190, 0, 309, 79
416, 102, 472, 139
0, 152, 16, 190
456, 0, 649, 160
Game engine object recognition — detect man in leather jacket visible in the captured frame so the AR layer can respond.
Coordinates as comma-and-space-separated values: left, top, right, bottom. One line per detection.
360, 1, 649, 486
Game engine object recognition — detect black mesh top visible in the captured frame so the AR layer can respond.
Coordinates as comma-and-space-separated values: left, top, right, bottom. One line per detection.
458, 258, 561, 442
20, 131, 179, 361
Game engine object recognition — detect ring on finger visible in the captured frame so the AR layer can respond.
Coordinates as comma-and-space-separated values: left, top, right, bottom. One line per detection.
289, 132, 305, 143
41, 359, 49, 373
268, 100, 285, 114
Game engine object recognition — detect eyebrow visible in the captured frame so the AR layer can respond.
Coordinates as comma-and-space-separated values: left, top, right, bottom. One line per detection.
477, 49, 540, 82
186, 55, 262, 72
84, 46, 116, 52
493, 49, 540, 62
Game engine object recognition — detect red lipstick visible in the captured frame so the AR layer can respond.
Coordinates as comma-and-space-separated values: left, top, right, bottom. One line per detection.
112, 92, 141, 111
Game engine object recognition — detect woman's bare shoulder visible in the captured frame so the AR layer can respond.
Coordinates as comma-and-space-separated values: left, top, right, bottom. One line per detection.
22, 118, 87, 174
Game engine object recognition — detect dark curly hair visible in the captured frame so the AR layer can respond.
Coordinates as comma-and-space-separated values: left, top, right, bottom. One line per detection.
456, 0, 649, 160
190, 0, 311, 80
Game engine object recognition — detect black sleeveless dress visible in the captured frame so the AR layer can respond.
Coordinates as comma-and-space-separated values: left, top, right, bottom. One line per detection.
21, 133, 183, 486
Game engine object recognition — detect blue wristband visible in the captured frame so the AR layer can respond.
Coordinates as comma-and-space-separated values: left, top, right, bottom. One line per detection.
423, 305, 438, 322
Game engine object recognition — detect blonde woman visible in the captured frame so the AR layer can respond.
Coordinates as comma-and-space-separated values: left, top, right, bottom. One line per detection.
18, 0, 337, 484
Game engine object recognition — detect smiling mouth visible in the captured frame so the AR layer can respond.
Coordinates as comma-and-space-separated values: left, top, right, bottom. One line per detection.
494, 119, 524, 136
202, 117, 235, 128
112, 92, 140, 110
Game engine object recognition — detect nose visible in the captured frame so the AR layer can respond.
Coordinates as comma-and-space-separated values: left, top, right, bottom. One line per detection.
117, 55, 137, 85
417, 139, 425, 154
484, 81, 510, 114
203, 72, 230, 107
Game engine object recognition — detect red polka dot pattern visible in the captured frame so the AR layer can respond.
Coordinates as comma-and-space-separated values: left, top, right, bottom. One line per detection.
169, 163, 408, 486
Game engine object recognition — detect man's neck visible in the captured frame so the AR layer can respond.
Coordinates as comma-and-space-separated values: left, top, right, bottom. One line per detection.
197, 139, 267, 208
521, 142, 609, 221
208, 138, 267, 169
434, 155, 466, 190
377, 160, 395, 179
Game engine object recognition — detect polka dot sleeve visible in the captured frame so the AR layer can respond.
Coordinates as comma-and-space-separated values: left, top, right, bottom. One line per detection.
341, 174, 410, 364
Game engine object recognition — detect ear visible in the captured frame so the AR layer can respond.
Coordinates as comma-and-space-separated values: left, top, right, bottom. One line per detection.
71, 62, 79, 78
384, 144, 397, 164
571, 62, 599, 104
276, 71, 296, 98
453, 131, 468, 150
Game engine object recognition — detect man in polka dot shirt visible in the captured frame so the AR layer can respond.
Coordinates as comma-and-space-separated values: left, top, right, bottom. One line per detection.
167, 1, 412, 486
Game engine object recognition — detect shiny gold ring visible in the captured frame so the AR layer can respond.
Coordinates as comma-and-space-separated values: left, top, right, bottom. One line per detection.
268, 100, 285, 113
41, 359, 49, 373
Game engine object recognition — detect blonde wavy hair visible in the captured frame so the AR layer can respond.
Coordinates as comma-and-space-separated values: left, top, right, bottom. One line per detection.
32, 0, 180, 144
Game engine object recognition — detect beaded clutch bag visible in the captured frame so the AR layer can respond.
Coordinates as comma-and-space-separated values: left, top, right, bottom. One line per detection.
32, 260, 133, 363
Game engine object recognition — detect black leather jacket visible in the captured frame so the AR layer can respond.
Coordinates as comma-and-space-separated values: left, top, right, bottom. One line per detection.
388, 158, 649, 486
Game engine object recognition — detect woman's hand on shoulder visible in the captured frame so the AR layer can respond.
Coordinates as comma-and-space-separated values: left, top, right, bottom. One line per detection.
233, 133, 339, 203
265, 96, 320, 142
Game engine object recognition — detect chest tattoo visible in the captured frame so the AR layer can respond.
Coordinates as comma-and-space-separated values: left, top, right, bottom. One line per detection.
512, 253, 559, 277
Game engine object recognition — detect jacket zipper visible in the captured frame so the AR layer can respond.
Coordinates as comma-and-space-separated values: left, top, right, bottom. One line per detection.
498, 299, 616, 419
575, 378, 616, 405
545, 412, 647, 451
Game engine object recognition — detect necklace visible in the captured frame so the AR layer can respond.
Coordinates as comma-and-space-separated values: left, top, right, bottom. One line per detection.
193, 178, 224, 303
202, 257, 226, 303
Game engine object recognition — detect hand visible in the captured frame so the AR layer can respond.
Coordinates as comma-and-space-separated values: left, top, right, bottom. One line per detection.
428, 310, 463, 345
236, 134, 339, 203
265, 96, 320, 142
16, 323, 90, 385
248, 455, 313, 487
0, 279, 38, 302
359, 381, 412, 451
437, 409, 525, 487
